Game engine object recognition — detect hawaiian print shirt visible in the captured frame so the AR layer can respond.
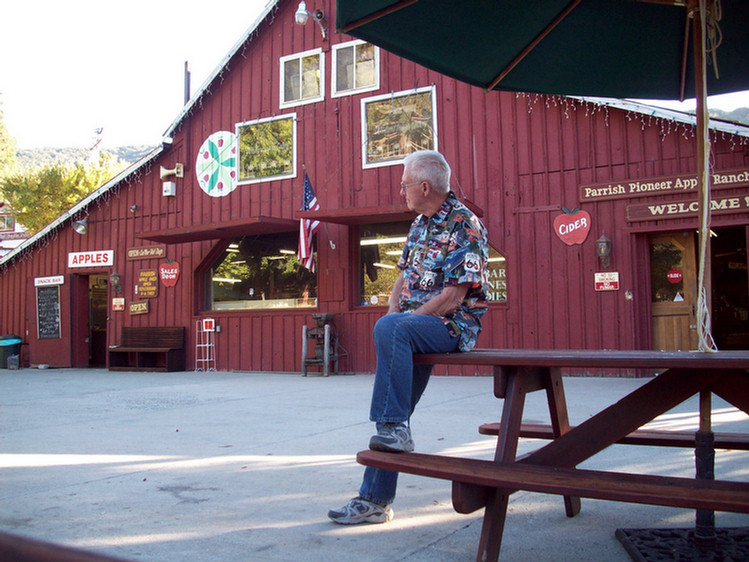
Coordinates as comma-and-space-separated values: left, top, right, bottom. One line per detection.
397, 191, 490, 351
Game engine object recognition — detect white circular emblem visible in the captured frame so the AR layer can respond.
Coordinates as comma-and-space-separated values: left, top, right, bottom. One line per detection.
195, 131, 237, 197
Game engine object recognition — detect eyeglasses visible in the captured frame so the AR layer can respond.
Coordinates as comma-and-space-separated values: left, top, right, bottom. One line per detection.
400, 180, 423, 190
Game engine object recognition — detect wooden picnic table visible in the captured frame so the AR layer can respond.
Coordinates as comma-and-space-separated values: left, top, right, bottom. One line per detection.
357, 349, 749, 562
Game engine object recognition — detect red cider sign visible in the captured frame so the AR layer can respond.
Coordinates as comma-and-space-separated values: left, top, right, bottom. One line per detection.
553, 208, 591, 246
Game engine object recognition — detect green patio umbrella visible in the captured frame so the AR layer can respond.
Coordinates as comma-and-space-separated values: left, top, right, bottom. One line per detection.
336, 0, 749, 351
336, 0, 749, 552
337, 0, 749, 353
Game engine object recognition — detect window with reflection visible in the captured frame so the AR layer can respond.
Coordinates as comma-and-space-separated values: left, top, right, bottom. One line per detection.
332, 40, 379, 97
280, 48, 324, 108
650, 240, 685, 302
358, 222, 507, 306
206, 232, 317, 311
236, 114, 296, 184
0, 214, 14, 231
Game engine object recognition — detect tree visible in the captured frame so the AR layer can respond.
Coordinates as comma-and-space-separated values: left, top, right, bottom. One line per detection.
0, 101, 18, 179
0, 153, 126, 233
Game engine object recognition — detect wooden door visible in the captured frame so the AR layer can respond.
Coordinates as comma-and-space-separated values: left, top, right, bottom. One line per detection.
649, 232, 698, 351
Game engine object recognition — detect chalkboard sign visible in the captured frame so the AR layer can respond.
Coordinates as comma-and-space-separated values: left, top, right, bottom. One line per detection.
36, 285, 61, 339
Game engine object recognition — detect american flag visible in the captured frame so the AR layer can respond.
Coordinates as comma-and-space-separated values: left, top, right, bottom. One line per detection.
298, 172, 320, 271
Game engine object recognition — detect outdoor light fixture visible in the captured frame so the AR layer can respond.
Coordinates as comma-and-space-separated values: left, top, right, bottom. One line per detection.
129, 204, 138, 213
110, 271, 123, 294
295, 1, 327, 39
596, 234, 612, 269
72, 218, 88, 235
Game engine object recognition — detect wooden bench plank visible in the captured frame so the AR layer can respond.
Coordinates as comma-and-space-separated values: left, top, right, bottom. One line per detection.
479, 423, 749, 450
414, 349, 749, 370
110, 347, 176, 353
108, 327, 185, 372
357, 450, 749, 513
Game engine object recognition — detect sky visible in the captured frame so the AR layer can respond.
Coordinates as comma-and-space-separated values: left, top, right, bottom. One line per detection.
1, 0, 271, 149
2, 1, 748, 150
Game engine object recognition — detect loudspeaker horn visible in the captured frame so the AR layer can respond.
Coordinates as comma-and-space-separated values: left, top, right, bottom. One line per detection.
159, 163, 184, 180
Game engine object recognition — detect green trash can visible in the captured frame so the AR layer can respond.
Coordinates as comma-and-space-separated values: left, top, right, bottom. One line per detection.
0, 335, 22, 369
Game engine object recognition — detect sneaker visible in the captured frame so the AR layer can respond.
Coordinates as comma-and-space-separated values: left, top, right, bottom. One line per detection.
328, 497, 393, 525
369, 422, 414, 453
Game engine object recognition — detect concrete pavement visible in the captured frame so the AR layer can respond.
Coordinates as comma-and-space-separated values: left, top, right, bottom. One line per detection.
1, 368, 748, 562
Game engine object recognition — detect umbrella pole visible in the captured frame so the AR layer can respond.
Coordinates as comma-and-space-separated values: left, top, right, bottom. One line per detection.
691, 0, 716, 547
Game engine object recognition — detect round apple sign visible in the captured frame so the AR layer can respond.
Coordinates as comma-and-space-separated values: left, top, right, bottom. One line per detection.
196, 131, 237, 197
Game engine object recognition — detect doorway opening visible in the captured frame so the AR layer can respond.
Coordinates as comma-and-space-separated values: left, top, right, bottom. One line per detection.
89, 275, 108, 366
711, 226, 749, 349
649, 227, 749, 351
649, 231, 698, 351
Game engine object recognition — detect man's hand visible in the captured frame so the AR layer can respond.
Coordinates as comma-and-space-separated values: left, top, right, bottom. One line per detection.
387, 275, 405, 314
413, 283, 470, 318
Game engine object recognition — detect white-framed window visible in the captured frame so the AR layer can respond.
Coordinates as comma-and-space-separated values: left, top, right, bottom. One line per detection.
361, 85, 437, 169
0, 214, 14, 232
332, 40, 379, 98
236, 114, 297, 185
280, 48, 324, 108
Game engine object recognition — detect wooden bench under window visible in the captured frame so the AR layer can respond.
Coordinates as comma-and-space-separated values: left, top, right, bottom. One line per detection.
108, 326, 185, 372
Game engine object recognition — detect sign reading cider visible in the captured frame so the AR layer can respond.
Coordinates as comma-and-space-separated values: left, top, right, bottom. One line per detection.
68, 250, 114, 268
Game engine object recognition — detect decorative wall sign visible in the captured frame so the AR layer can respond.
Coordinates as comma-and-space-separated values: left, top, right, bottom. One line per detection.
34, 276, 64, 286
112, 298, 125, 311
159, 260, 180, 287
196, 131, 238, 197
135, 269, 159, 298
627, 194, 749, 222
129, 300, 149, 315
68, 250, 114, 268
127, 245, 167, 261
580, 167, 749, 203
553, 207, 591, 246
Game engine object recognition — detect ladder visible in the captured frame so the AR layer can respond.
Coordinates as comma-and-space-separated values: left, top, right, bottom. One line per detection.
195, 319, 216, 371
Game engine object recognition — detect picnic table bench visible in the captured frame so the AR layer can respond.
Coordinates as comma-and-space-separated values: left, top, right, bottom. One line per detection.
356, 348, 749, 562
108, 326, 185, 372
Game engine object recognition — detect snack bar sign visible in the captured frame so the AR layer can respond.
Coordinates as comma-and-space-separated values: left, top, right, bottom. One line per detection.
68, 250, 114, 268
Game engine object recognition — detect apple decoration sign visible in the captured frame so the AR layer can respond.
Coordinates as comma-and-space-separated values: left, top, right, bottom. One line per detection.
553, 207, 591, 246
159, 259, 180, 287
196, 131, 237, 197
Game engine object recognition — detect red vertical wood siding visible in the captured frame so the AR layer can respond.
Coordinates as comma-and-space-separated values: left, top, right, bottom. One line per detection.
1, 0, 748, 373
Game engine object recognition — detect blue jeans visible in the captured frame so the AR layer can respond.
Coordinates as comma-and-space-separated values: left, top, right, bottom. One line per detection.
359, 313, 460, 505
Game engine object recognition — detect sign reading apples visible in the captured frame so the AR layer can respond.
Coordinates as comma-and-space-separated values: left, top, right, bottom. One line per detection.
159, 259, 180, 287
553, 207, 591, 246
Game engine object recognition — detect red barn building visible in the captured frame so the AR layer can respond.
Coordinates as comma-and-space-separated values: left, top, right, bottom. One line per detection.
1, 0, 748, 373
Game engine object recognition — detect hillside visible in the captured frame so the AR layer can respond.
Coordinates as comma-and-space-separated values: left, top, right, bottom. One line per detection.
10, 107, 748, 170
15, 145, 155, 169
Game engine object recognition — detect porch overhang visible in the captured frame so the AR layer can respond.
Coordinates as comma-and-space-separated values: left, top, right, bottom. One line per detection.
296, 200, 483, 225
136, 216, 299, 244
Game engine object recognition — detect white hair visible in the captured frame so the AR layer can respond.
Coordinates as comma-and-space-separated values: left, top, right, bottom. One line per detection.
403, 150, 450, 194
